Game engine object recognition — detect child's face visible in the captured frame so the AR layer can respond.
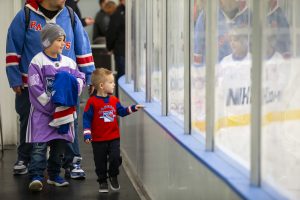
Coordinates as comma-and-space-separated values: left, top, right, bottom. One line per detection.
101, 74, 115, 94
229, 35, 247, 56
48, 36, 65, 55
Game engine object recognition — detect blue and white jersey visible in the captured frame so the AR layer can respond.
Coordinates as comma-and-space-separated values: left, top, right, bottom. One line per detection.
267, 4, 291, 56
6, 3, 95, 88
194, 5, 251, 66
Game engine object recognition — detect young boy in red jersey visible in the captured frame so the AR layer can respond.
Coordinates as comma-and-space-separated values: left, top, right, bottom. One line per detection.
83, 68, 143, 193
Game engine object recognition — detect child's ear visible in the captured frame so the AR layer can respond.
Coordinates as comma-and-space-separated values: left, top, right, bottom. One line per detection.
99, 83, 104, 89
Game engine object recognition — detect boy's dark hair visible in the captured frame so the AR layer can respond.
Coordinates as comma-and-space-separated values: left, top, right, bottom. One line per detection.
99, 0, 106, 5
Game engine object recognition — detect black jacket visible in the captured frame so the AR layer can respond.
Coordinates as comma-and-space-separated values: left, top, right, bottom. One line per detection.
106, 4, 125, 56
65, 0, 87, 27
93, 10, 110, 40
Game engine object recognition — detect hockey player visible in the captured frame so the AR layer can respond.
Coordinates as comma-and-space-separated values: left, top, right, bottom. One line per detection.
193, 0, 251, 66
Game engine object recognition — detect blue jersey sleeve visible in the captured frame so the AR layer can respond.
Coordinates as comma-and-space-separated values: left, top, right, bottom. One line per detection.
73, 13, 95, 85
6, 10, 26, 87
116, 101, 137, 117
83, 99, 94, 131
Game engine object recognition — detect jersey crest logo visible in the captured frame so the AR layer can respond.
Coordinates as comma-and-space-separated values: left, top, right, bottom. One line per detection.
45, 77, 55, 97
29, 21, 42, 31
100, 110, 116, 122
65, 42, 71, 50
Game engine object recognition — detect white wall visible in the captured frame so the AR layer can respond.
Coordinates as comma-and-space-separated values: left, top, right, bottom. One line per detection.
0, 0, 22, 145
78, 0, 101, 40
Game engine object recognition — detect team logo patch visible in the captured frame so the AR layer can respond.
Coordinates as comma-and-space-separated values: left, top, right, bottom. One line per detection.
100, 110, 116, 122
46, 77, 55, 97
65, 42, 71, 50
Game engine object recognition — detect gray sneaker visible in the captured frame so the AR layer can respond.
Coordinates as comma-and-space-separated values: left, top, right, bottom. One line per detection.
99, 181, 109, 193
13, 161, 28, 175
109, 176, 120, 191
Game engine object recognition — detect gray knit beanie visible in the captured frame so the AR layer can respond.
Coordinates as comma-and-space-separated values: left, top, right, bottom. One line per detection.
41, 23, 66, 49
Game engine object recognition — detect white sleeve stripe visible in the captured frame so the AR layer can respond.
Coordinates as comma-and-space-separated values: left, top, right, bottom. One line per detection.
84, 130, 91, 134
77, 62, 95, 67
76, 53, 93, 58
55, 106, 71, 112
77, 78, 83, 95
6, 62, 19, 67
37, 92, 50, 106
6, 53, 21, 57
128, 106, 132, 114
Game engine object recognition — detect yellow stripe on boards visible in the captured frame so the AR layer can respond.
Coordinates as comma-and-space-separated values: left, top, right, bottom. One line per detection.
192, 109, 300, 132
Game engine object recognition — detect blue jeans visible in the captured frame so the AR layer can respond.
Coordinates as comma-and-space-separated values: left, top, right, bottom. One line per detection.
28, 139, 66, 179
63, 101, 80, 169
15, 88, 32, 165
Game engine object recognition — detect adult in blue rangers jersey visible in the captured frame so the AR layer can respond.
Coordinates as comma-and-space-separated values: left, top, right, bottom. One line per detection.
267, 0, 291, 58
193, 0, 251, 66
6, 0, 95, 177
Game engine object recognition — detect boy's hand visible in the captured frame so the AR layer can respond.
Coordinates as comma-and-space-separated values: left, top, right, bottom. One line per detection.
13, 86, 23, 95
84, 133, 92, 144
135, 105, 145, 110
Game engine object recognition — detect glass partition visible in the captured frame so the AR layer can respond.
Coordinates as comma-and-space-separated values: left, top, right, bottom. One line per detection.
167, 0, 185, 122
191, 0, 206, 136
151, 0, 163, 103
138, 0, 147, 92
214, 0, 252, 168
261, 0, 300, 199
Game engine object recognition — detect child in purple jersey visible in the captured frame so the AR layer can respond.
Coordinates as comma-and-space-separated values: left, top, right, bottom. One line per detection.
27, 23, 85, 192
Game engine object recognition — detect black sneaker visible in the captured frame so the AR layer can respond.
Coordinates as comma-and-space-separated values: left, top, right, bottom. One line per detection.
64, 168, 71, 179
99, 181, 109, 193
109, 176, 120, 191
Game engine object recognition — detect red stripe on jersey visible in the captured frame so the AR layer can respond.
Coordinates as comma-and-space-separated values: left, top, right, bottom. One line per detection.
6, 55, 20, 64
53, 107, 76, 119
22, 75, 28, 84
76, 55, 94, 65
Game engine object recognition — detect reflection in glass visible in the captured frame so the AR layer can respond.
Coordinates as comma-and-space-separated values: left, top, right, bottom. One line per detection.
167, 0, 185, 121
151, 0, 162, 102
213, 0, 252, 168
262, 1, 300, 199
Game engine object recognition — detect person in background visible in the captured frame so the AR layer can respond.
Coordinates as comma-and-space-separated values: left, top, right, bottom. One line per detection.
267, 0, 291, 59
6, 0, 95, 178
93, 0, 109, 42
65, 0, 94, 27
83, 68, 144, 193
194, 0, 251, 66
104, 1, 117, 16
27, 23, 85, 191
106, 0, 125, 97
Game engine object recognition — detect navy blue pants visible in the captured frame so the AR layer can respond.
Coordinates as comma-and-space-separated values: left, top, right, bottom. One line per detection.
15, 88, 32, 165
91, 139, 121, 183
63, 101, 81, 169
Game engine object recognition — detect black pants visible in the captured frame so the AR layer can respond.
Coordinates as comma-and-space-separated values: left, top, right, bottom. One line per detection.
92, 139, 121, 183
15, 88, 32, 164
